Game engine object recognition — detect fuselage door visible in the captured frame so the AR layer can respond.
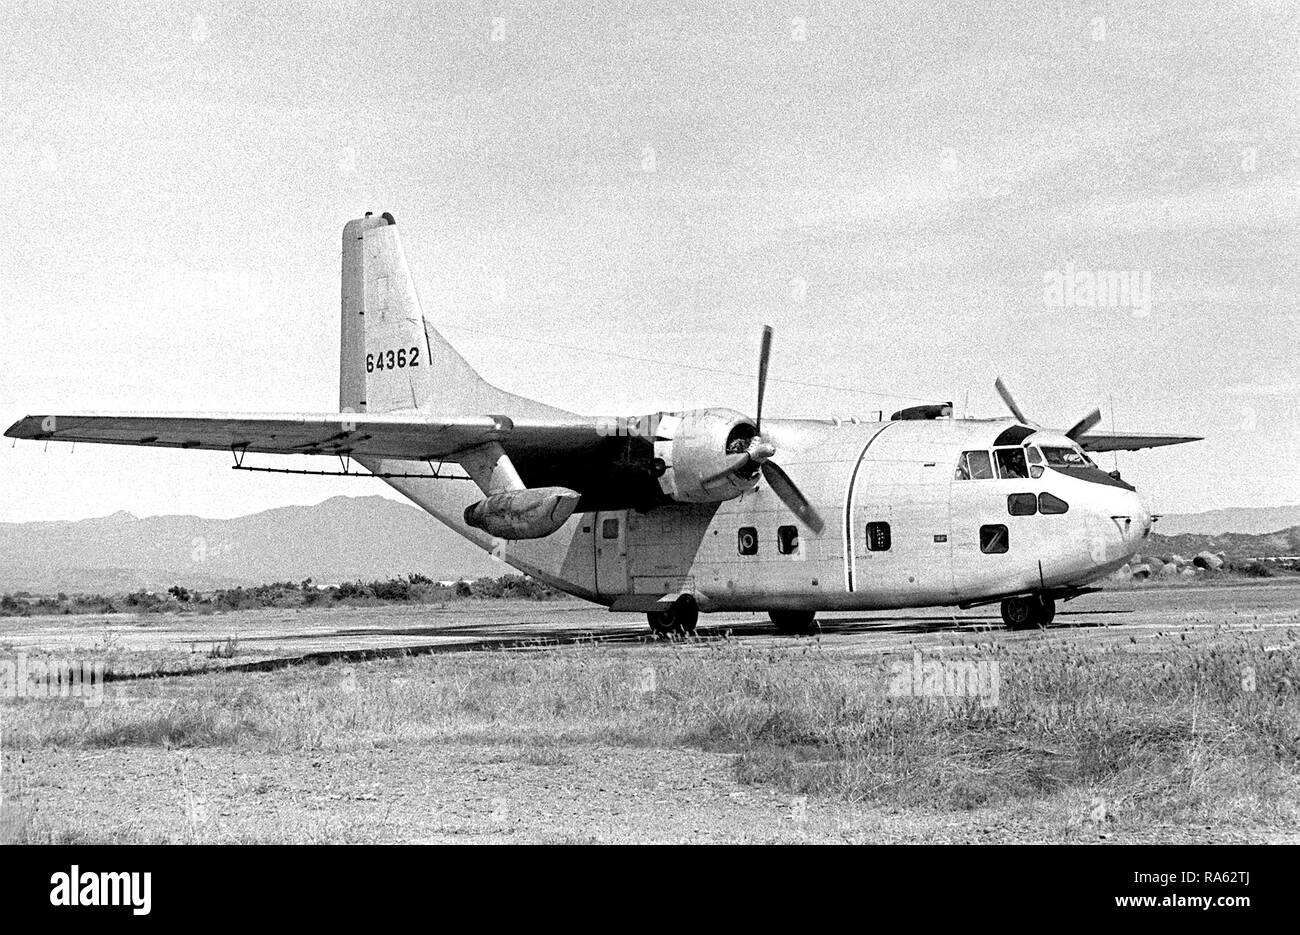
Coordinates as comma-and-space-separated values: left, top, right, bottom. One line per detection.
851, 456, 954, 602
594, 511, 629, 595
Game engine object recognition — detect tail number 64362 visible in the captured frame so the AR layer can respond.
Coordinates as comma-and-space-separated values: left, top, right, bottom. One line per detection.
366, 347, 421, 372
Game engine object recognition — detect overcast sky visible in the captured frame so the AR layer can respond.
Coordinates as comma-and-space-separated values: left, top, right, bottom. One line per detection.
1, 0, 1296, 521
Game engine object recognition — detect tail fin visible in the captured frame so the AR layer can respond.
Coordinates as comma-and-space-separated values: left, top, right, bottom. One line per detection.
340, 212, 556, 417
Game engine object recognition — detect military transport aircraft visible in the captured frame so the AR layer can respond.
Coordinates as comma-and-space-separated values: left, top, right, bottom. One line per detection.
7, 213, 1201, 634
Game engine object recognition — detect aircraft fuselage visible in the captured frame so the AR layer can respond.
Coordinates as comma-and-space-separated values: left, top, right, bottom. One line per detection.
367, 414, 1150, 613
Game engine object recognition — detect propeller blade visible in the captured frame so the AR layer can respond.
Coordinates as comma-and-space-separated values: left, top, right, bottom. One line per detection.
703, 453, 753, 486
755, 325, 773, 434
703, 440, 776, 486
994, 377, 1031, 425
1065, 408, 1102, 440
761, 461, 824, 533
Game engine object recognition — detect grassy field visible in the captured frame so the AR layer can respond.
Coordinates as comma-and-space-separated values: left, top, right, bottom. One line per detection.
3, 613, 1298, 843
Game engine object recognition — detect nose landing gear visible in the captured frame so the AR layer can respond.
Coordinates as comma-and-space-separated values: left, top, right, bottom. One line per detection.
1000, 594, 1055, 630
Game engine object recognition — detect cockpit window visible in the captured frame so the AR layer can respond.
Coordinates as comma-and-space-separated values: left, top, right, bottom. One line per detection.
994, 447, 1029, 479
1041, 446, 1094, 467
1025, 446, 1045, 478
955, 450, 994, 480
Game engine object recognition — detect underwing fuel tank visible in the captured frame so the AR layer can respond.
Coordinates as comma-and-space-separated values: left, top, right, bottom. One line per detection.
463, 486, 582, 540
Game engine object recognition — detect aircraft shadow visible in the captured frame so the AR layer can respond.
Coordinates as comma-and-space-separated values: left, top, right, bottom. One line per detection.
114, 606, 1132, 682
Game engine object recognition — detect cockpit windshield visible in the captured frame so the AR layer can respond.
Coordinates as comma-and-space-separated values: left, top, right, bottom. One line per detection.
1039, 445, 1094, 467
955, 444, 1095, 479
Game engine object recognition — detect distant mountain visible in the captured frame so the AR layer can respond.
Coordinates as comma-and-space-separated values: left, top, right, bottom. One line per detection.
0, 496, 500, 593
1155, 505, 1300, 536
1143, 526, 1300, 564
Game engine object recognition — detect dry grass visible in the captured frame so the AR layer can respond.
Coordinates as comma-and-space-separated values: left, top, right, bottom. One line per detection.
4, 627, 1298, 838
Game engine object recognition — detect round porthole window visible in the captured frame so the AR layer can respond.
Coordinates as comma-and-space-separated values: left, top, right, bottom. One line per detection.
737, 527, 759, 555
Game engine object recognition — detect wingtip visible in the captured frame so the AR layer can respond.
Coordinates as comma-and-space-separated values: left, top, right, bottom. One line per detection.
4, 416, 41, 439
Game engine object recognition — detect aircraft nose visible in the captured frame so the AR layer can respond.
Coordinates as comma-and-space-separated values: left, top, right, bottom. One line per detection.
1112, 487, 1150, 552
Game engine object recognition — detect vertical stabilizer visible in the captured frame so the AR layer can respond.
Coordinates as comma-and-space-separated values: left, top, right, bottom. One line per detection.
340, 212, 559, 416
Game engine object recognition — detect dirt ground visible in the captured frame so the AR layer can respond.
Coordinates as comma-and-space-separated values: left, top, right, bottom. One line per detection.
18, 742, 1293, 845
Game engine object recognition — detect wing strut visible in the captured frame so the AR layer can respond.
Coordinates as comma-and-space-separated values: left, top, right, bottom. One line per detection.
228, 459, 474, 480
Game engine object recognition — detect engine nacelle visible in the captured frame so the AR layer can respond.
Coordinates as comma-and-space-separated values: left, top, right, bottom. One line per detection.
464, 486, 582, 540
654, 408, 759, 503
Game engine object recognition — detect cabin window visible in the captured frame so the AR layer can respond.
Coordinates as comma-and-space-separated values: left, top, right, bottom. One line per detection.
1039, 492, 1069, 514
980, 524, 1009, 554
1007, 493, 1038, 516
994, 448, 1029, 479
737, 526, 758, 556
955, 450, 994, 480
777, 525, 800, 555
601, 518, 620, 539
866, 521, 891, 551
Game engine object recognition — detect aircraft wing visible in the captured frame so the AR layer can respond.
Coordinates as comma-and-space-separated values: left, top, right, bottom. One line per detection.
3, 412, 605, 462
1078, 433, 1203, 453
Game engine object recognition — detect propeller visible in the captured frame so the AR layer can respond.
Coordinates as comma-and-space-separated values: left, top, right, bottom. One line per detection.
1064, 408, 1102, 441
705, 326, 825, 533
754, 325, 773, 434
994, 376, 1034, 427
995, 377, 1102, 441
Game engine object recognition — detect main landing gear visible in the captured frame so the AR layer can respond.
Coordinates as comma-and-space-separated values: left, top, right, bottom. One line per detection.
647, 596, 699, 636
1000, 594, 1055, 630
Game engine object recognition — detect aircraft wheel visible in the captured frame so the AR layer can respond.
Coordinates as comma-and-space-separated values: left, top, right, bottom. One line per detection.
648, 597, 698, 636
1001, 595, 1053, 630
769, 610, 818, 634
1000, 597, 1035, 630
647, 611, 675, 635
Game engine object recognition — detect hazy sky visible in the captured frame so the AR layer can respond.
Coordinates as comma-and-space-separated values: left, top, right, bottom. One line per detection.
1, 0, 1296, 521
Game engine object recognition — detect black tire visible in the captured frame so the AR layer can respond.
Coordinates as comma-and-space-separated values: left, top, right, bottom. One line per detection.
647, 610, 676, 635
1001, 595, 1054, 629
648, 597, 699, 636
769, 610, 818, 634
1000, 597, 1035, 630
